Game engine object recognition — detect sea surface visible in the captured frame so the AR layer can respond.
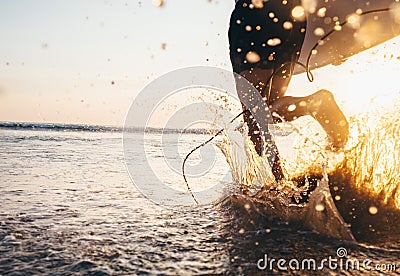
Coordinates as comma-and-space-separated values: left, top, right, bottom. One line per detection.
0, 124, 399, 275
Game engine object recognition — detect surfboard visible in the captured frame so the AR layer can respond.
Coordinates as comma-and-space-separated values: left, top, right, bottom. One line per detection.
295, 0, 400, 73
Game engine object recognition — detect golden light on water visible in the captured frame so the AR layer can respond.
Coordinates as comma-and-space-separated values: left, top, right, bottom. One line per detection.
342, 111, 400, 210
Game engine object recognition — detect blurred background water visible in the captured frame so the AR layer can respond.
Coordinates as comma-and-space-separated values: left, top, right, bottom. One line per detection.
0, 125, 399, 275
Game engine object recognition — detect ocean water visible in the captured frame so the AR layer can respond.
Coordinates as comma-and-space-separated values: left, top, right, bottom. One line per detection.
1, 125, 399, 275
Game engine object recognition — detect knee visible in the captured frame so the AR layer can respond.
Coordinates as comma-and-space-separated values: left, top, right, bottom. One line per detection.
307, 89, 334, 110
313, 89, 334, 102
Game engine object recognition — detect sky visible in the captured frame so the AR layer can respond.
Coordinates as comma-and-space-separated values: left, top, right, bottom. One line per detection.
0, 0, 234, 126
0, 0, 399, 127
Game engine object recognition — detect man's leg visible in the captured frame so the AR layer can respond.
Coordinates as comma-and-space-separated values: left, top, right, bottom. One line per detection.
269, 90, 349, 149
238, 68, 290, 181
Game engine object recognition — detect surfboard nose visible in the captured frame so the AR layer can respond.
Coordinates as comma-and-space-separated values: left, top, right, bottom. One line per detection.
295, 0, 400, 74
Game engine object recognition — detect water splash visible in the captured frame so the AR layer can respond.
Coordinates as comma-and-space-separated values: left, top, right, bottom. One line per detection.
340, 109, 400, 210
216, 105, 399, 239
218, 117, 340, 198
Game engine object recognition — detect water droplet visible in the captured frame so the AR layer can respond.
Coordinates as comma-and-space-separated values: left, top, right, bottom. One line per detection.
245, 51, 261, 63
315, 203, 325, 212
368, 206, 378, 215
267, 52, 275, 61
154, 0, 163, 7
347, 14, 361, 29
334, 25, 342, 31
291, 6, 306, 21
267, 38, 282, 47
302, 0, 317, 13
283, 21, 293, 30
313, 27, 325, 36
324, 17, 332, 24
251, 0, 264, 9
299, 101, 307, 107
287, 104, 296, 112
317, 7, 327, 17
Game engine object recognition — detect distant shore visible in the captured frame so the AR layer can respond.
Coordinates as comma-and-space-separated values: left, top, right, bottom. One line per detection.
0, 121, 215, 135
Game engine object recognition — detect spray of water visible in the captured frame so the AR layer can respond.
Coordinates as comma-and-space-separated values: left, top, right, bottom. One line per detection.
339, 109, 400, 210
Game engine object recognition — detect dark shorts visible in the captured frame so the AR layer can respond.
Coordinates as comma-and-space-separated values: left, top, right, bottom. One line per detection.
228, 0, 307, 74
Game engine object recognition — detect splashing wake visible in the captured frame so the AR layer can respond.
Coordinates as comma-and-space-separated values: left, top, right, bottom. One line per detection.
217, 106, 400, 240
